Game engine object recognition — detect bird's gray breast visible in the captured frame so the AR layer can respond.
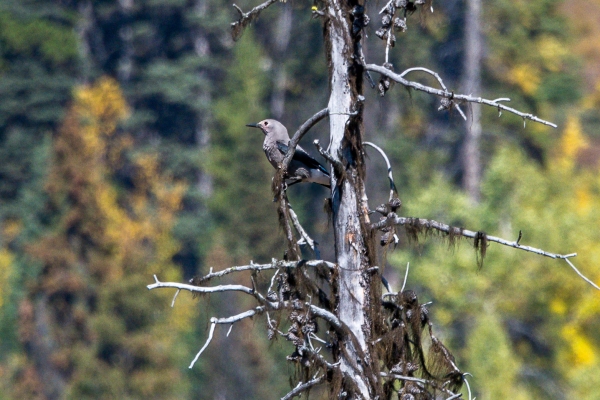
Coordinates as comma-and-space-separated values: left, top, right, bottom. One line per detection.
263, 138, 284, 169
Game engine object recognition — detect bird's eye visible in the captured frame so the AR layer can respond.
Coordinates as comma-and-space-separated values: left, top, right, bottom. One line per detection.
264, 121, 269, 126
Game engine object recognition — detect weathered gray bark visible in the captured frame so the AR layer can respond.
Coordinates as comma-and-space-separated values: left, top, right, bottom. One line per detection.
461, 0, 483, 203
324, 1, 375, 397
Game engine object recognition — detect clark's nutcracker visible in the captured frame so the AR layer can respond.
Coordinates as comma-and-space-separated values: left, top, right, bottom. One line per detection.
246, 119, 330, 188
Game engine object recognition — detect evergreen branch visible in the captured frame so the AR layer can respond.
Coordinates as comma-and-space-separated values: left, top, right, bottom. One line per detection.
366, 64, 557, 128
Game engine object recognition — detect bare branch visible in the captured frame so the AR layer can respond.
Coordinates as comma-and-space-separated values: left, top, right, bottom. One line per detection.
374, 216, 575, 259
380, 371, 427, 384
365, 64, 557, 128
364, 141, 398, 201
400, 67, 448, 92
288, 206, 321, 259
280, 108, 329, 176
314, 139, 344, 176
230, 0, 279, 41
148, 278, 255, 296
194, 259, 335, 283
189, 308, 265, 368
564, 257, 600, 291
171, 289, 180, 308
281, 374, 326, 400
372, 215, 598, 290
189, 319, 216, 368
401, 262, 410, 293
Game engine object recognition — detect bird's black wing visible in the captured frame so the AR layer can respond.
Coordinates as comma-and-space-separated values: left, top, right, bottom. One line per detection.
276, 141, 329, 175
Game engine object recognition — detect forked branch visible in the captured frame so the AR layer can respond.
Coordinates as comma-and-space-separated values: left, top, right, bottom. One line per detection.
231, 0, 279, 41
366, 64, 557, 128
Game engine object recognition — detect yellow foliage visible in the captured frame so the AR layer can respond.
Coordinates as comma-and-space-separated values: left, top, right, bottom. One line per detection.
74, 76, 129, 135
556, 115, 588, 170
536, 35, 568, 72
72, 77, 130, 159
509, 64, 541, 95
581, 80, 600, 110
0, 249, 13, 309
2, 219, 22, 242
561, 325, 597, 366
549, 298, 567, 315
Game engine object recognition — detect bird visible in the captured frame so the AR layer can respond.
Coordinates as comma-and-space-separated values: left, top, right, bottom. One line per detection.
246, 119, 330, 188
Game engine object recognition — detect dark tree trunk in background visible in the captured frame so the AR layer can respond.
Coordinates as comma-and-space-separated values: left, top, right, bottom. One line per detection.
270, 3, 293, 119
461, 0, 483, 203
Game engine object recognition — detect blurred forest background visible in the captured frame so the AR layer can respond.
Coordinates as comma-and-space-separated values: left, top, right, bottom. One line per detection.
0, 0, 599, 399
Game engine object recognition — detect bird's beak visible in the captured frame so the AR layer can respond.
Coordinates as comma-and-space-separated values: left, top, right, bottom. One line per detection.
246, 123, 259, 128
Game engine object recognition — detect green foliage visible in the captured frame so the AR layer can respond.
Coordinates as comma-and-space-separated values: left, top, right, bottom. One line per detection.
7, 78, 191, 399
208, 28, 283, 261
389, 140, 600, 398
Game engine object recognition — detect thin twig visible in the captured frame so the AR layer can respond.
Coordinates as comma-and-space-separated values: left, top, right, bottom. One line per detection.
314, 139, 343, 175
380, 372, 427, 384
464, 376, 474, 400
195, 259, 335, 283
288, 206, 321, 259
400, 67, 448, 92
281, 375, 326, 400
366, 64, 557, 128
189, 320, 216, 368
171, 289, 180, 308
364, 141, 398, 201
401, 262, 410, 292
230, 0, 279, 41
564, 257, 600, 291
189, 308, 265, 368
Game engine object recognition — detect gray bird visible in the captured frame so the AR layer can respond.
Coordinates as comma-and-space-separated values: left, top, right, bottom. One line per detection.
246, 119, 330, 188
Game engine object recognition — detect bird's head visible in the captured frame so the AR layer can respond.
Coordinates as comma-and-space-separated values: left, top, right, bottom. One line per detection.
246, 119, 286, 137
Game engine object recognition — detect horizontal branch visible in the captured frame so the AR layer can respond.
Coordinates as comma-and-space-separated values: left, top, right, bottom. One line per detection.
193, 259, 335, 283
148, 275, 345, 329
380, 371, 427, 384
148, 275, 254, 295
373, 216, 599, 291
365, 64, 557, 128
374, 216, 574, 259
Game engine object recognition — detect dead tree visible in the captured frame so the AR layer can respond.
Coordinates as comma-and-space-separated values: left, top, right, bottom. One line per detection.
149, 2, 598, 399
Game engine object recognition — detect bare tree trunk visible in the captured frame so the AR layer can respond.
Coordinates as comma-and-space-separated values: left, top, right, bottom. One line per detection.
324, 1, 375, 397
461, 0, 482, 203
